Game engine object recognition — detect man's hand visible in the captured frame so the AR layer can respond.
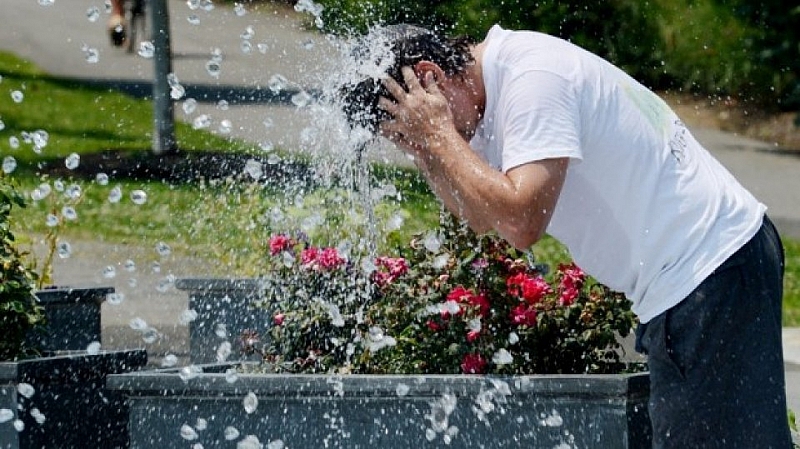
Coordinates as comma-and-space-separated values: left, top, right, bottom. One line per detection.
378, 66, 456, 160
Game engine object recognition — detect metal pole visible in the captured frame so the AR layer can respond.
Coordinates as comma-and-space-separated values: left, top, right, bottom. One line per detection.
150, 0, 176, 154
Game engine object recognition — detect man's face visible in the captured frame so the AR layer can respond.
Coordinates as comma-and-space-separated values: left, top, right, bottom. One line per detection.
439, 74, 483, 140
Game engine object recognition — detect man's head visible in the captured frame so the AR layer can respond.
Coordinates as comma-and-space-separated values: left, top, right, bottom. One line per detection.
340, 24, 475, 132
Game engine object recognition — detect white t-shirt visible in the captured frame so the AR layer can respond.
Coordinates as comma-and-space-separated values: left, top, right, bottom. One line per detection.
471, 25, 766, 322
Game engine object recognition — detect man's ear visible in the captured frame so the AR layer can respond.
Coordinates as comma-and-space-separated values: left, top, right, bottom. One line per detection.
413, 61, 445, 84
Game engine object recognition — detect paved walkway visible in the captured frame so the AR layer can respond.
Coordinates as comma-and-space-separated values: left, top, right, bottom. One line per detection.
3, 0, 799, 418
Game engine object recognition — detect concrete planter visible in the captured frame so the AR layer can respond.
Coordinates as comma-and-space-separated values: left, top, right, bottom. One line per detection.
175, 279, 267, 364
27, 286, 113, 352
108, 363, 651, 448
0, 349, 148, 449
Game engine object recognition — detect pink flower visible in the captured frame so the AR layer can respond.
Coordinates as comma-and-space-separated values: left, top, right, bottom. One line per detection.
318, 247, 345, 270
510, 304, 538, 327
466, 329, 481, 342
268, 234, 293, 255
300, 247, 319, 266
273, 313, 285, 326
558, 262, 585, 290
373, 257, 409, 287
461, 353, 487, 374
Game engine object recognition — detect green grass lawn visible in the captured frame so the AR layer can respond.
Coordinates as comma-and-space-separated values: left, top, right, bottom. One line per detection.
2, 51, 799, 325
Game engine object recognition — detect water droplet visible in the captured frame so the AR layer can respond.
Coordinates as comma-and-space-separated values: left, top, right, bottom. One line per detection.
130, 189, 147, 205
17, 383, 35, 399
86, 341, 101, 355
107, 292, 124, 305
142, 327, 159, 343
193, 114, 211, 129
45, 213, 59, 227
38, 0, 54, 6
13, 419, 24, 432
161, 354, 178, 367
205, 60, 221, 78
301, 39, 315, 50
218, 119, 232, 134
396, 383, 410, 396
180, 424, 199, 440
267, 440, 285, 449
57, 241, 71, 258
234, 3, 247, 16
65, 184, 82, 199
182, 98, 197, 115
267, 74, 288, 93
258, 141, 274, 153
2, 156, 17, 174
0, 119, 5, 131
85, 47, 100, 64
108, 185, 122, 203
138, 41, 155, 58
102, 265, 116, 278
257, 43, 269, 54
129, 317, 148, 331
86, 6, 100, 22
186, 0, 200, 10
244, 159, 263, 180
217, 99, 229, 110
240, 25, 255, 40
0, 409, 13, 423
195, 418, 207, 431
243, 392, 258, 414
170, 84, 185, 100
423, 232, 442, 252
291, 91, 311, 107
492, 348, 513, 365
224, 368, 239, 383
9, 136, 20, 149
508, 332, 519, 345
224, 426, 240, 440
128, 278, 137, 287
238, 436, 262, 449
214, 323, 228, 338
32, 129, 48, 150
179, 365, 202, 382
267, 153, 281, 165
187, 14, 200, 25
240, 40, 253, 54
95, 172, 109, 185
156, 241, 171, 256
30, 408, 45, 425
216, 341, 232, 362
179, 309, 198, 325
61, 206, 77, 221
124, 259, 136, 271
31, 183, 51, 201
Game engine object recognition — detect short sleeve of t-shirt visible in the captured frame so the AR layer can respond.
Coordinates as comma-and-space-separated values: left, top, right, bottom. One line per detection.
496, 69, 584, 172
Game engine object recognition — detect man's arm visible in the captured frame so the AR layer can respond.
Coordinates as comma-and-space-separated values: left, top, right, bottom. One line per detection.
379, 67, 568, 249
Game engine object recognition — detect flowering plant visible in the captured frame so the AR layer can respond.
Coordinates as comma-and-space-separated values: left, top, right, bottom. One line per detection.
245, 213, 643, 375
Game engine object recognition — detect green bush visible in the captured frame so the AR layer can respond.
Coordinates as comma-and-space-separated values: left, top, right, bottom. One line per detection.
313, 0, 798, 109
0, 175, 44, 361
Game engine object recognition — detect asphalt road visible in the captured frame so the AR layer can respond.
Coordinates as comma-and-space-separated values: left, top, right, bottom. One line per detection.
2, 0, 799, 420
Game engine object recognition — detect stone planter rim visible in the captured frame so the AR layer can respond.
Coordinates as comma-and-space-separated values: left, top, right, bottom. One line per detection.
34, 286, 114, 306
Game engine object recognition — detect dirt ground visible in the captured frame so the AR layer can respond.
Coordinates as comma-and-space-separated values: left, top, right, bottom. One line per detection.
661, 92, 800, 153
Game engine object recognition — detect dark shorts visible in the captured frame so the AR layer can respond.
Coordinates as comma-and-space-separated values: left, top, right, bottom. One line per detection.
635, 216, 793, 449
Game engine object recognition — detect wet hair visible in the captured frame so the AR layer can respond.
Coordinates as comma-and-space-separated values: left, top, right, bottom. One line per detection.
340, 24, 475, 132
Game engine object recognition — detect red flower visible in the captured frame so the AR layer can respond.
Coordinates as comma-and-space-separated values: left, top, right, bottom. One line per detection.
318, 247, 345, 270
510, 304, 538, 327
268, 234, 293, 255
466, 329, 481, 342
273, 313, 285, 326
460, 353, 487, 374
426, 320, 443, 332
559, 287, 579, 306
446, 285, 472, 303
507, 273, 551, 304
558, 262, 585, 290
300, 247, 318, 265
468, 292, 491, 317
373, 257, 409, 287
